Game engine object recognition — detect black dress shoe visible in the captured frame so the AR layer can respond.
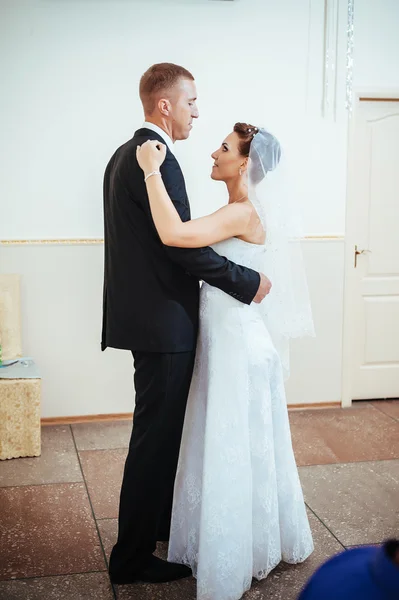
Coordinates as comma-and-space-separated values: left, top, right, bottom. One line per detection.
110, 555, 192, 584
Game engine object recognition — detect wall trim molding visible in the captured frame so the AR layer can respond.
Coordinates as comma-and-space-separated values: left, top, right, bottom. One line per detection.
1, 235, 345, 246
302, 235, 344, 241
41, 402, 342, 425
0, 238, 104, 246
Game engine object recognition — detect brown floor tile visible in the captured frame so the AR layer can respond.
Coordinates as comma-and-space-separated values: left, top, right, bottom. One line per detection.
0, 425, 82, 487
118, 576, 231, 600
97, 519, 118, 564
0, 572, 114, 599
0, 483, 105, 581
79, 449, 126, 519
370, 399, 399, 421
243, 511, 344, 600
115, 576, 196, 600
299, 460, 399, 546
72, 420, 132, 451
289, 404, 399, 466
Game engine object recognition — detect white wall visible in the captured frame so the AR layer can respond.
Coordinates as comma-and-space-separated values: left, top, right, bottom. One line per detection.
0, 244, 133, 418
353, 0, 399, 90
0, 0, 348, 239
3, 0, 396, 417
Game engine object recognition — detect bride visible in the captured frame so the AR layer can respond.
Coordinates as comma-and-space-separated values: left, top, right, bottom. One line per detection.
136, 123, 315, 600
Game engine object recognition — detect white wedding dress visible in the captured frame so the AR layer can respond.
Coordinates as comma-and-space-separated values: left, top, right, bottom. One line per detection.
168, 237, 314, 600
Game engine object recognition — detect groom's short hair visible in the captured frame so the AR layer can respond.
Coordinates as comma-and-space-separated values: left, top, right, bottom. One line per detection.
140, 63, 195, 115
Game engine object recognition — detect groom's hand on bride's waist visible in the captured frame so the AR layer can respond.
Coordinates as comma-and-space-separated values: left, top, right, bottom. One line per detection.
252, 273, 272, 304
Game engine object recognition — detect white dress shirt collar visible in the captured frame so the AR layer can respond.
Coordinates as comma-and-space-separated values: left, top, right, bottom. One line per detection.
142, 121, 174, 154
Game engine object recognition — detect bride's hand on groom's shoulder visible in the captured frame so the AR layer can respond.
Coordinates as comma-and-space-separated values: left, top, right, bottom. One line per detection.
253, 273, 272, 304
136, 140, 167, 173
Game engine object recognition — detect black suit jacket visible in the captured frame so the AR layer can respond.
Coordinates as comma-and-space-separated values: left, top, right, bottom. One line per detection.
101, 128, 260, 353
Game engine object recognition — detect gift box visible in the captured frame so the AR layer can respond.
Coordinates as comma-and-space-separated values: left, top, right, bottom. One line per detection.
0, 359, 41, 460
0, 378, 41, 460
0, 273, 42, 460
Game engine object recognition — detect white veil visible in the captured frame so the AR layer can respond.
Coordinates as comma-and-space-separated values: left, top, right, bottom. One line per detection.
248, 128, 315, 379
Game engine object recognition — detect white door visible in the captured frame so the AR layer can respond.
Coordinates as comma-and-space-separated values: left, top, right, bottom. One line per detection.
343, 97, 399, 404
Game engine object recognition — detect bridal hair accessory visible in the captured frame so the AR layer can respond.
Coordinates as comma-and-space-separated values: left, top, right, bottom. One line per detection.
246, 126, 259, 137
248, 127, 315, 378
249, 128, 281, 182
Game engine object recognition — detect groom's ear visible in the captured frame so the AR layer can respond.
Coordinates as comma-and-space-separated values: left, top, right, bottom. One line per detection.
158, 98, 172, 117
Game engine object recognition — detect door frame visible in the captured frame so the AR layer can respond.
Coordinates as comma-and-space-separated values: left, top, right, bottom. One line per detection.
341, 89, 399, 407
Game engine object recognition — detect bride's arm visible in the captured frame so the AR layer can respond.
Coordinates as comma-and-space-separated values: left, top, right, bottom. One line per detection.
145, 173, 252, 248
136, 140, 251, 248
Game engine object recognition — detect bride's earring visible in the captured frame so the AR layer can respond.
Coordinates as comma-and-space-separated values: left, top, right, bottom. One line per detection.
239, 168, 243, 176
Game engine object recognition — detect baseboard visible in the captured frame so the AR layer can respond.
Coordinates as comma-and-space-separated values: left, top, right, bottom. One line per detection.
41, 412, 134, 425
287, 401, 341, 410
41, 402, 342, 425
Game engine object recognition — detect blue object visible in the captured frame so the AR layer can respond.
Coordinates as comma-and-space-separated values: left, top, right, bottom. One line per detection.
0, 358, 40, 379
298, 541, 399, 600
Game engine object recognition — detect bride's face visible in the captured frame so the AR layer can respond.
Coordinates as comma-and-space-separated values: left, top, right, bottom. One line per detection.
211, 132, 247, 182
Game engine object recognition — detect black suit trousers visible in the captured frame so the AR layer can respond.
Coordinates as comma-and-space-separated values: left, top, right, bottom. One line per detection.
108, 350, 196, 578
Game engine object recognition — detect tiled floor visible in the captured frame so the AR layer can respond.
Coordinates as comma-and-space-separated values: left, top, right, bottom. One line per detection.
0, 400, 398, 600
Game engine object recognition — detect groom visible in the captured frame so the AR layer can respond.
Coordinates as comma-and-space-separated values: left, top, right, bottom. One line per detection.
102, 63, 271, 585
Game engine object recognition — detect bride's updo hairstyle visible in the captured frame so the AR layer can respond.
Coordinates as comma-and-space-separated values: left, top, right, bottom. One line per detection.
234, 122, 281, 185
234, 122, 259, 158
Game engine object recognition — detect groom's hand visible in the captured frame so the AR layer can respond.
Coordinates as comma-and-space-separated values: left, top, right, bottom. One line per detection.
253, 273, 272, 304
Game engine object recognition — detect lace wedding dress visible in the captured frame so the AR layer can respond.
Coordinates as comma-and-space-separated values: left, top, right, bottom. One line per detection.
168, 237, 314, 600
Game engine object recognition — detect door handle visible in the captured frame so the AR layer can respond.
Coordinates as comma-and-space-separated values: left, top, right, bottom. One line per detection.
354, 245, 371, 268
